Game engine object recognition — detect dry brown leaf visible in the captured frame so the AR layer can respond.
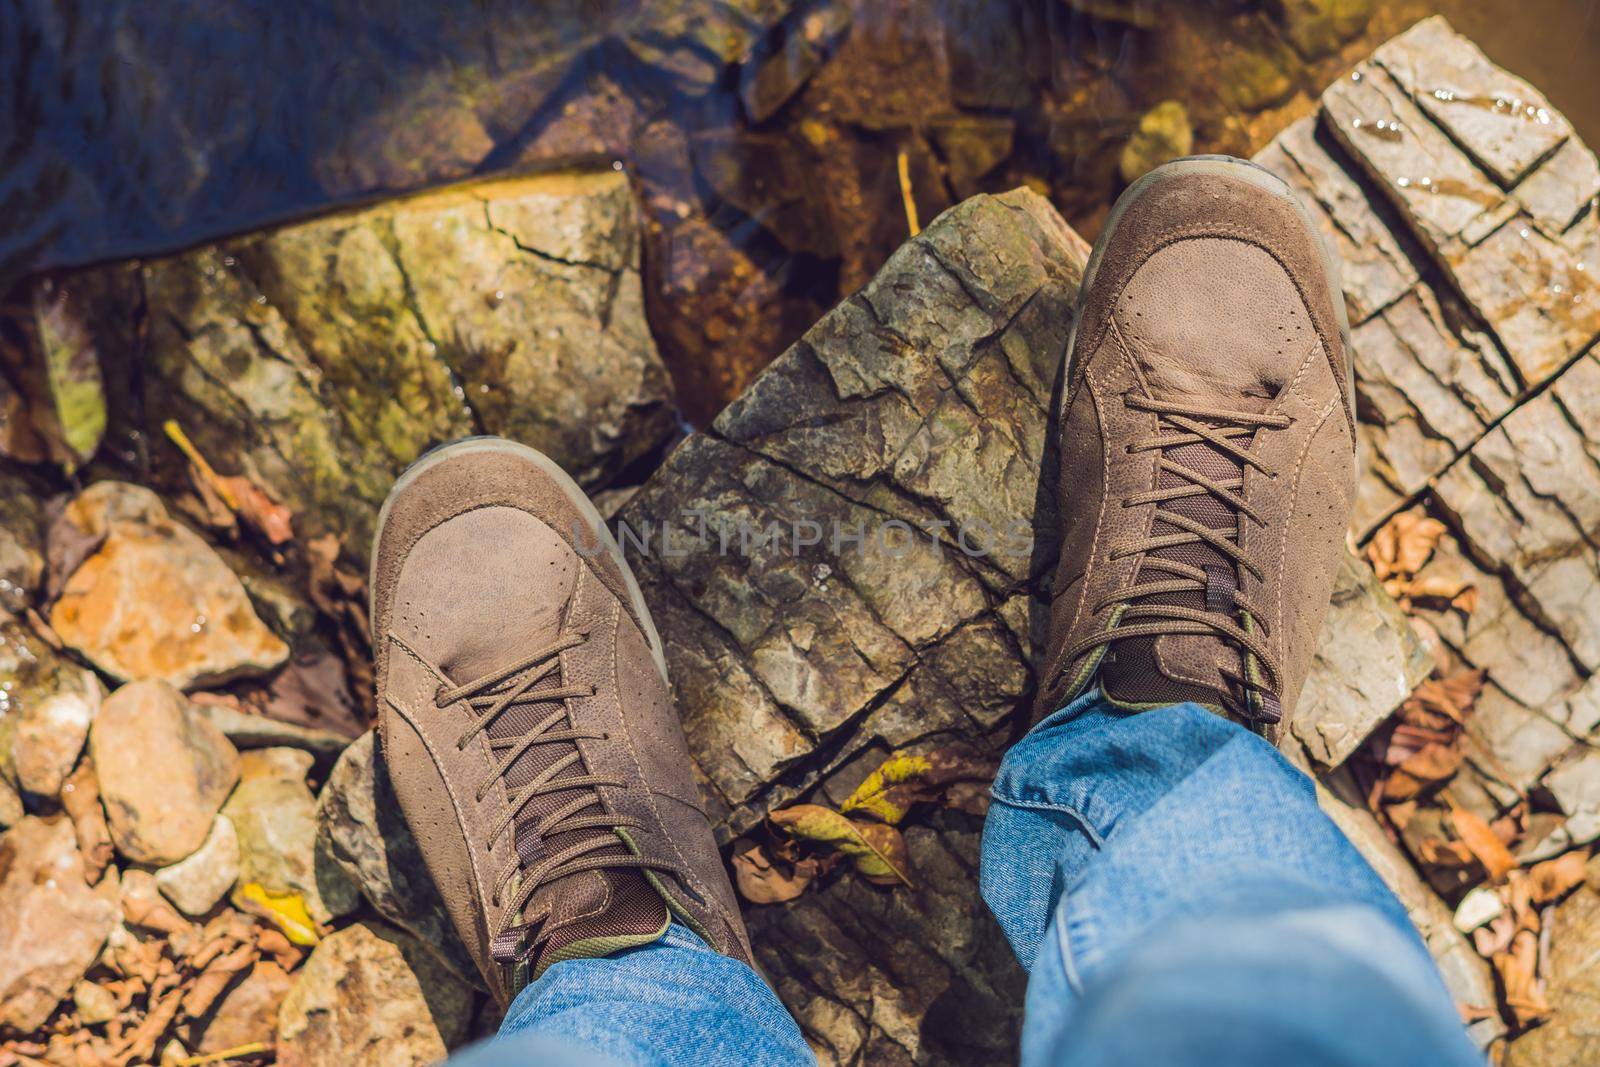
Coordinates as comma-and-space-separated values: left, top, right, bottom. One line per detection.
117, 986, 183, 1065
1496, 928, 1552, 1028
768, 804, 913, 886
1528, 850, 1589, 905
1413, 670, 1487, 725
61, 761, 114, 883
731, 845, 818, 904
854, 822, 912, 887
1450, 806, 1518, 881
1473, 912, 1514, 957
1382, 743, 1463, 802
181, 943, 257, 1018
307, 534, 374, 718
216, 475, 293, 545
1366, 512, 1448, 582
1418, 835, 1476, 869
254, 926, 305, 972
119, 873, 193, 938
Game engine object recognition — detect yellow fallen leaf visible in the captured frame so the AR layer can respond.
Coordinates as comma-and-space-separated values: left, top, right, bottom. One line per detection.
234, 883, 320, 946
841, 753, 934, 824
769, 804, 913, 886
840, 745, 997, 825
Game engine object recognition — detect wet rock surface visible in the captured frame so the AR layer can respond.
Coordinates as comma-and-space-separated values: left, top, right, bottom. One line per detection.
10, 668, 100, 797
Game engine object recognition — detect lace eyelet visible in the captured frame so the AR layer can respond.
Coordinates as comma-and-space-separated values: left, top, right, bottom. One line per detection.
434, 685, 451, 709
589, 684, 599, 696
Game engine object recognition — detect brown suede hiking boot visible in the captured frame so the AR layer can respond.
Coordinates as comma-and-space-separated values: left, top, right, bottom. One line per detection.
371, 437, 752, 1004
1036, 156, 1356, 739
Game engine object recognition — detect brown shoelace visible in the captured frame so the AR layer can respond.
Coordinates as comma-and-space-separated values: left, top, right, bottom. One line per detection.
1058, 393, 1293, 723
434, 630, 670, 962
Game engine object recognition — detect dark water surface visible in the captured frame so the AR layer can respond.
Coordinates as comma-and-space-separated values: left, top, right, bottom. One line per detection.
3, 0, 1597, 418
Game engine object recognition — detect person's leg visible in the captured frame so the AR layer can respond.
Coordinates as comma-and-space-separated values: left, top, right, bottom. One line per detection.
1006, 154, 1482, 1064
449, 922, 812, 1067
371, 439, 811, 1067
981, 692, 1482, 1067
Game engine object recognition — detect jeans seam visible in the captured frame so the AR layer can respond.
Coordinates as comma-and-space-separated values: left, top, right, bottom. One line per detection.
988, 793, 1107, 849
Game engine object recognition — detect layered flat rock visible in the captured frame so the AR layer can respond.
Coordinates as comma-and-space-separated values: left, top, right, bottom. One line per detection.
70, 170, 675, 559
1292, 552, 1431, 768
1252, 21, 1600, 1057
1256, 17, 1600, 538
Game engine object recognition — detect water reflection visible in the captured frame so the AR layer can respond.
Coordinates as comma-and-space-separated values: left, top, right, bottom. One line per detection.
1, 0, 1596, 421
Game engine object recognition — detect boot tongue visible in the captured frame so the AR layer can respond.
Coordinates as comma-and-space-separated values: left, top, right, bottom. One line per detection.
1099, 421, 1252, 714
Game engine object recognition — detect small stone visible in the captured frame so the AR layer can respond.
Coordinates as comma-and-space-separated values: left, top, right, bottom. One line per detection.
1119, 101, 1192, 184
313, 732, 475, 982
155, 814, 240, 916
1453, 885, 1504, 933
12, 669, 102, 796
91, 679, 241, 865
72, 979, 118, 1025
191, 960, 292, 1054
225, 746, 333, 924
0, 816, 119, 1031
277, 921, 473, 1066
48, 482, 289, 688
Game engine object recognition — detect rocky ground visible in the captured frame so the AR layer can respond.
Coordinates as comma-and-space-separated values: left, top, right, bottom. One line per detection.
1, 12, 1599, 1067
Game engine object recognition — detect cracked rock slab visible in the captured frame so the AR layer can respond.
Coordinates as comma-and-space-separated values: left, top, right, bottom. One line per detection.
72, 170, 675, 561
623, 189, 1083, 836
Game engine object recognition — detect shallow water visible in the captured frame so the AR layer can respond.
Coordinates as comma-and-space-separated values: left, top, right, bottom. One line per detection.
1, 0, 1596, 419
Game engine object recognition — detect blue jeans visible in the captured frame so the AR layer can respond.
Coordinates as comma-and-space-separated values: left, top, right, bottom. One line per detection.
452, 693, 1483, 1066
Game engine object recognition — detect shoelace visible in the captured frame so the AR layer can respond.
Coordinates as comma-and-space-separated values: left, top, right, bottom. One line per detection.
433, 629, 670, 964
1057, 393, 1293, 723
